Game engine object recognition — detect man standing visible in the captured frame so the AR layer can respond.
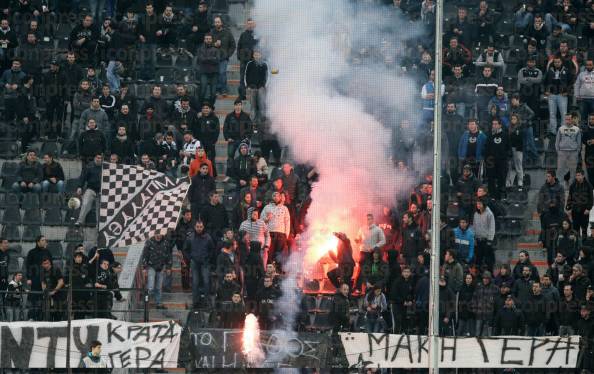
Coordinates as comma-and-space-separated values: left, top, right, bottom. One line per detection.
484, 118, 510, 199
556, 113, 582, 184
197, 34, 220, 105
457, 119, 487, 178
183, 221, 215, 308
575, 59, 594, 121
401, 212, 424, 266
544, 57, 572, 138
142, 232, 172, 309
355, 213, 386, 266
26, 236, 51, 320
211, 16, 236, 96
567, 170, 593, 238
174, 209, 195, 290
237, 19, 257, 100
188, 163, 216, 220
245, 50, 268, 124
193, 102, 220, 176
75, 154, 103, 226
582, 114, 594, 184
0, 238, 9, 314
261, 192, 290, 267
239, 207, 270, 266
201, 192, 229, 241
454, 217, 475, 265
223, 99, 253, 165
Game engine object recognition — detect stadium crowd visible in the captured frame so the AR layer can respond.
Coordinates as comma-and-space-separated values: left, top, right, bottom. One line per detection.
0, 0, 593, 370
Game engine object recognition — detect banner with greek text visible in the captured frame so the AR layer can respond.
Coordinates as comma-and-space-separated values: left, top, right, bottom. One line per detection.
339, 333, 580, 369
0, 319, 181, 368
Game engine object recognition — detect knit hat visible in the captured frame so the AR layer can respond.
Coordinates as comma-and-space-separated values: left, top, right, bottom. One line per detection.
239, 141, 249, 149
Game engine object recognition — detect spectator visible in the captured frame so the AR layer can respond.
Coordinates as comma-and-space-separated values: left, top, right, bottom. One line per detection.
0, 238, 8, 297
179, 131, 201, 171
224, 99, 253, 165
1, 59, 25, 122
453, 217, 474, 265
457, 273, 476, 336
67, 251, 91, 319
216, 240, 242, 288
184, 221, 215, 308
81, 341, 107, 369
571, 264, 591, 301
69, 15, 99, 66
156, 5, 179, 50
475, 45, 505, 77
555, 219, 579, 263
115, 83, 136, 115
110, 126, 135, 165
559, 284, 579, 335
189, 147, 214, 178
556, 113, 582, 184
261, 191, 290, 267
361, 248, 390, 292
256, 276, 281, 330
421, 70, 444, 123
0, 19, 18, 69
5, 272, 24, 321
487, 87, 510, 127
472, 271, 498, 336
75, 154, 103, 226
439, 276, 456, 335
525, 282, 547, 336
211, 16, 236, 96
442, 37, 472, 76
513, 265, 535, 312
549, 251, 573, 287
494, 264, 515, 288
537, 169, 565, 217
42, 59, 65, 139
237, 19, 258, 100
216, 270, 241, 303
582, 114, 594, 184
245, 49, 268, 124
447, 6, 474, 48
40, 257, 64, 321
523, 14, 549, 50
138, 153, 156, 170
484, 118, 509, 199
201, 192, 229, 241
457, 120, 486, 179
546, 25, 577, 57
507, 114, 525, 187
401, 211, 424, 266
170, 96, 199, 135
544, 57, 572, 137
193, 102, 220, 175
443, 249, 463, 294
79, 97, 110, 140
141, 86, 169, 123
473, 66, 499, 125
73, 80, 94, 130
174, 209, 195, 291
197, 34, 220, 105
41, 153, 65, 193
99, 84, 116, 124
475, 1, 498, 44
94, 259, 122, 319
142, 232, 172, 309
15, 75, 37, 149
541, 274, 560, 334
12, 150, 42, 193
239, 207, 270, 263
567, 170, 593, 238
230, 142, 256, 188
513, 250, 541, 281
494, 296, 524, 335
188, 163, 216, 219
517, 56, 543, 115
330, 283, 352, 333
473, 200, 496, 272
240, 176, 264, 210
365, 285, 387, 333
576, 59, 594, 121
444, 68, 470, 120
25, 236, 51, 320
188, 1, 212, 53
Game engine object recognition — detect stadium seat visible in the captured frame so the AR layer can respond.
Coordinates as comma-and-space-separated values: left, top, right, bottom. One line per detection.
3, 193, 19, 207
64, 208, 80, 225
1, 208, 21, 225
446, 201, 460, 227
506, 187, 528, 203
44, 208, 63, 226
64, 226, 84, 242
41, 193, 62, 209
503, 203, 524, 219
1, 225, 20, 241
0, 176, 18, 192
65, 178, 79, 195
0, 141, 18, 158
23, 208, 42, 225
40, 141, 60, 156
21, 193, 40, 210
500, 219, 523, 236
47, 241, 64, 259
0, 162, 19, 178
22, 225, 42, 242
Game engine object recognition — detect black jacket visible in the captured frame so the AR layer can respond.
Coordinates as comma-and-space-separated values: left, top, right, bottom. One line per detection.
183, 230, 215, 264
193, 113, 220, 146
201, 203, 229, 236
79, 161, 102, 193
188, 173, 216, 207
197, 43, 220, 74
26, 246, 52, 290
42, 161, 65, 181
17, 160, 43, 184
223, 111, 253, 141
544, 65, 572, 95
524, 293, 547, 326
79, 129, 106, 159
401, 222, 424, 260
567, 179, 594, 214
237, 29, 258, 63
142, 237, 173, 271
230, 154, 256, 184
329, 292, 351, 331
485, 128, 510, 162
245, 60, 267, 88
110, 136, 136, 164
494, 306, 524, 335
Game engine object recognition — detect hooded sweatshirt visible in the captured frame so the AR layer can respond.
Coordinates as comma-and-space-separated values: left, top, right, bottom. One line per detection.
189, 150, 214, 178
555, 124, 581, 152
575, 68, 594, 99
454, 226, 475, 263
473, 207, 496, 241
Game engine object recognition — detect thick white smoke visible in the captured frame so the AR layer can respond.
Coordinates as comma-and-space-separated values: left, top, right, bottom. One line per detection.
252, 0, 424, 356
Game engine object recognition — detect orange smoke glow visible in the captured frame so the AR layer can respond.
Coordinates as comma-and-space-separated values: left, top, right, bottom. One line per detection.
242, 313, 265, 366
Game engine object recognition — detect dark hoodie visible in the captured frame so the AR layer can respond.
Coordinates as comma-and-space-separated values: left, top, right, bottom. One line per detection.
537, 177, 565, 215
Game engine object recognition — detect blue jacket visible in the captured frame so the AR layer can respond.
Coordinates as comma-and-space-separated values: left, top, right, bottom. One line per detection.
454, 227, 475, 263
457, 130, 487, 161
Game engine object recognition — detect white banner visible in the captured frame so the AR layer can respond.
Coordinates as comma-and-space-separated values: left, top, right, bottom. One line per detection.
340, 333, 580, 368
0, 319, 182, 368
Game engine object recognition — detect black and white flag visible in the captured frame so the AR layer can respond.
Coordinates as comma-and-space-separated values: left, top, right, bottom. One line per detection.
98, 163, 190, 249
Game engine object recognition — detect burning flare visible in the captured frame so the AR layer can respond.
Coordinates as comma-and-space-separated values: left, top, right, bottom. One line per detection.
242, 314, 265, 366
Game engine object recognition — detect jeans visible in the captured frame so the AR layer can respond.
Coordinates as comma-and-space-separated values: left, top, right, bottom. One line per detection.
507, 148, 524, 187
557, 150, 579, 183
579, 98, 594, 122
12, 182, 41, 193
457, 318, 475, 336
147, 267, 164, 305
548, 94, 568, 134
366, 316, 385, 333
523, 126, 539, 161
217, 59, 229, 93
42, 180, 65, 193
526, 324, 545, 336
200, 73, 218, 105
248, 87, 266, 123
475, 319, 492, 336
191, 260, 210, 305
76, 189, 97, 225
106, 61, 121, 94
